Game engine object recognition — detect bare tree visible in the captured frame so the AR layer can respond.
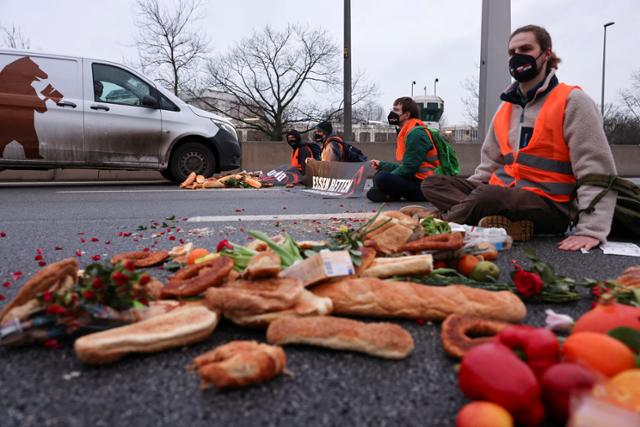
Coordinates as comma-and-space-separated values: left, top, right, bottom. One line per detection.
620, 68, 640, 122
461, 65, 480, 128
1, 23, 30, 50
193, 24, 378, 140
134, 0, 209, 96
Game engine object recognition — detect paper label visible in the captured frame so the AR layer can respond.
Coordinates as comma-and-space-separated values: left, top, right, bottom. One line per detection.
321, 250, 355, 277
600, 242, 640, 257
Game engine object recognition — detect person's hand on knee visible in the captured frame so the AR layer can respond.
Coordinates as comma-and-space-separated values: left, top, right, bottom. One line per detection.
557, 235, 600, 251
370, 160, 380, 170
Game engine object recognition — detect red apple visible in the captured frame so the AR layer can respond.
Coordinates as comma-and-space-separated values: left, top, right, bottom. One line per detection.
540, 363, 597, 424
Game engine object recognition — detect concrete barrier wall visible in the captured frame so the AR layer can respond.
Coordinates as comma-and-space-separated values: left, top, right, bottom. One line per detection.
1, 143, 638, 181
241, 142, 640, 178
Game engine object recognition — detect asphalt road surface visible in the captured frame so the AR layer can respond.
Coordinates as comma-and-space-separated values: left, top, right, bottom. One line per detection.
0, 183, 638, 427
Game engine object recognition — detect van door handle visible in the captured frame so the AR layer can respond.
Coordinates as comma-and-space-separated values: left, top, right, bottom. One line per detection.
57, 101, 77, 108
90, 104, 110, 111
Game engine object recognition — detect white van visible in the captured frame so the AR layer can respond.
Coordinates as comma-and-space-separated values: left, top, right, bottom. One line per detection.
0, 49, 240, 182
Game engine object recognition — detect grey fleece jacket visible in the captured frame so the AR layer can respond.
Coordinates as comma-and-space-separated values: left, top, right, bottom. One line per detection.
469, 70, 617, 243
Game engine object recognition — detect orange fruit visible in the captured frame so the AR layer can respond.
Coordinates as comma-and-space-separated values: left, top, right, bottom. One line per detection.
457, 255, 481, 277
187, 248, 210, 265
594, 369, 640, 412
563, 332, 636, 378
456, 401, 513, 427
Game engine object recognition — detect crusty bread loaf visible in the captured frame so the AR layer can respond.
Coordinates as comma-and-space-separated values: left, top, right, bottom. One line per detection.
243, 250, 281, 279
204, 277, 303, 316
360, 255, 433, 278
267, 316, 414, 359
311, 278, 526, 323
225, 289, 333, 328
190, 341, 286, 390
0, 258, 78, 324
74, 306, 219, 364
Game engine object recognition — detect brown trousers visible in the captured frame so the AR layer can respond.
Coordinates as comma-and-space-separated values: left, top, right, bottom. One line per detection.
420, 175, 571, 235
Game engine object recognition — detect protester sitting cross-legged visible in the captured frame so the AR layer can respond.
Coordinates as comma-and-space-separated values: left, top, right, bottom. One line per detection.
367, 97, 441, 202
314, 121, 344, 161
420, 25, 617, 252
286, 130, 318, 175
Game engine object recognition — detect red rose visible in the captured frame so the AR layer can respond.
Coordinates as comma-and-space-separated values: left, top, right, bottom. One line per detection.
92, 277, 103, 289
216, 239, 233, 252
42, 291, 53, 301
83, 290, 95, 300
46, 304, 66, 315
124, 260, 136, 272
139, 274, 151, 286
112, 271, 129, 286
513, 270, 544, 297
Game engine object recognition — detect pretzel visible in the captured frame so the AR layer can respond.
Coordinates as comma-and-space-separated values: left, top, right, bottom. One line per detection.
111, 251, 169, 268
0, 258, 78, 323
161, 256, 234, 298
402, 232, 464, 252
440, 314, 512, 358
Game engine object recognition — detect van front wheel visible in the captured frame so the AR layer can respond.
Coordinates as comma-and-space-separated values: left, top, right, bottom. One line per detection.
168, 142, 217, 183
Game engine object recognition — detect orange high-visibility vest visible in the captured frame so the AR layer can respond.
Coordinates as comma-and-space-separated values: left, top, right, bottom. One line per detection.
396, 118, 440, 180
321, 136, 345, 161
489, 83, 579, 204
290, 146, 312, 171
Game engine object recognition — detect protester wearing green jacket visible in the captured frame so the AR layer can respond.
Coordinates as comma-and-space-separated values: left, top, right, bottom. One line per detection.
368, 97, 440, 202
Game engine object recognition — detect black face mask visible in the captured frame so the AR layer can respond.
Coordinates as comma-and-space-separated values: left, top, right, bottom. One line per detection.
509, 52, 544, 82
313, 133, 324, 143
387, 111, 400, 126
287, 139, 299, 148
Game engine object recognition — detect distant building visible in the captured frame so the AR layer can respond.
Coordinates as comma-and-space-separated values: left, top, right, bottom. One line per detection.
440, 125, 479, 143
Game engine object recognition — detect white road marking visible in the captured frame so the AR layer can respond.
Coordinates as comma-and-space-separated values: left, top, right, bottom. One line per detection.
1, 180, 167, 187
187, 212, 376, 223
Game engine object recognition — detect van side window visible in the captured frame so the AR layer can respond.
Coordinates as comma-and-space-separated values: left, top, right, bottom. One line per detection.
92, 63, 153, 107
158, 93, 180, 112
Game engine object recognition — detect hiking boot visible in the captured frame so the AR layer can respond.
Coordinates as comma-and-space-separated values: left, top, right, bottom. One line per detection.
399, 205, 440, 219
366, 188, 397, 203
478, 216, 534, 241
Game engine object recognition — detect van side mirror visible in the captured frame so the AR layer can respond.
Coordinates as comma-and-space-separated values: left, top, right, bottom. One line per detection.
142, 95, 159, 109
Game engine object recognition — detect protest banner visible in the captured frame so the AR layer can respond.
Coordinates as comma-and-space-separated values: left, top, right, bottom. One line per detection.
302, 159, 370, 198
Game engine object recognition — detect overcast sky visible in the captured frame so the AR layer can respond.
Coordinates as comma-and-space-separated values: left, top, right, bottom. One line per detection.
2, 0, 638, 125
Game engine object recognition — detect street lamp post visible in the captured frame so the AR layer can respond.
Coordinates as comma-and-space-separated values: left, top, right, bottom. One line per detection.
434, 78, 439, 97
600, 21, 615, 117
411, 81, 416, 97
343, 0, 352, 142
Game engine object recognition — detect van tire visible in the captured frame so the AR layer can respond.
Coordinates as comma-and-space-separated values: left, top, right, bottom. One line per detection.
168, 142, 217, 183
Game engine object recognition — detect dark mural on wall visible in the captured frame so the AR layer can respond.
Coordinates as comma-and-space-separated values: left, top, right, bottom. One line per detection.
0, 56, 64, 159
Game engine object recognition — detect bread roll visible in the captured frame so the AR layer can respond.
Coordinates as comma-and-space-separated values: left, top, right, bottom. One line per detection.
225, 289, 333, 328
74, 306, 219, 364
190, 341, 286, 390
311, 278, 526, 323
267, 316, 414, 359
0, 258, 78, 324
440, 314, 512, 358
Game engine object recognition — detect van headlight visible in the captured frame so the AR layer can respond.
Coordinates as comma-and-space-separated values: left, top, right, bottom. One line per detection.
212, 120, 238, 141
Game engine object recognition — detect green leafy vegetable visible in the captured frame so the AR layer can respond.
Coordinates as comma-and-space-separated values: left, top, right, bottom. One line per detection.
421, 217, 451, 236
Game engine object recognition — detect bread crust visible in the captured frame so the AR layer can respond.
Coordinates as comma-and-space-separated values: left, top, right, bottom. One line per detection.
111, 251, 169, 268
0, 258, 78, 324
74, 306, 219, 364
440, 314, 512, 358
267, 316, 414, 359
311, 278, 526, 323
190, 341, 286, 389
162, 257, 234, 297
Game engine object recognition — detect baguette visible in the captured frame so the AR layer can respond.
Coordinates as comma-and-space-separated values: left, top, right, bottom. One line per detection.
267, 316, 414, 359
179, 171, 197, 188
74, 306, 219, 364
360, 254, 432, 278
311, 278, 526, 323
243, 176, 262, 189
